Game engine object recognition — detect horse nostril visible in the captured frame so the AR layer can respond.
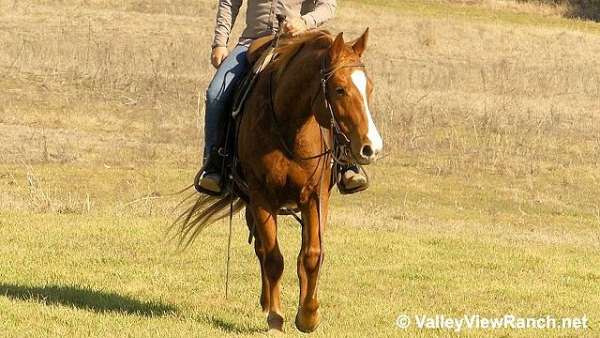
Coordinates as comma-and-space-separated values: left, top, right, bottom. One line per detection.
361, 144, 374, 158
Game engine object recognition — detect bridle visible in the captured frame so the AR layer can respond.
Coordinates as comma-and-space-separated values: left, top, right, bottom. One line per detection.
318, 57, 366, 165
268, 54, 366, 166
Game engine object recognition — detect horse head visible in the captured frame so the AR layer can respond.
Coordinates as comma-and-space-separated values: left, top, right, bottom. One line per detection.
320, 29, 383, 165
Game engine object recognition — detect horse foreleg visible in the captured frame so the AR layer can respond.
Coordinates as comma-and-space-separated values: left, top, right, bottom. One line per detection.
296, 195, 328, 333
249, 201, 285, 333
245, 208, 269, 313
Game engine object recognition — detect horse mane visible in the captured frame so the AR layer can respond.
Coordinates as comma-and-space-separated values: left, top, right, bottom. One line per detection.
270, 30, 333, 78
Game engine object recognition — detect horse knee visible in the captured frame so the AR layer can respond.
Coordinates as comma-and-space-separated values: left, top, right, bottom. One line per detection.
254, 242, 265, 258
303, 247, 322, 273
265, 249, 284, 280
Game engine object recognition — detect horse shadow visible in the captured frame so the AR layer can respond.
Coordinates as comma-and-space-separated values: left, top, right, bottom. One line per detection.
1, 282, 265, 333
197, 314, 265, 335
0, 282, 176, 317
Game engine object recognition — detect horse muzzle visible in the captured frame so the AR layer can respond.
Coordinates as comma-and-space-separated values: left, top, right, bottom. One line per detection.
354, 141, 382, 165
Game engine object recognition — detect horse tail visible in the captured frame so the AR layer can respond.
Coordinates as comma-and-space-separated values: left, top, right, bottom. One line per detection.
170, 187, 245, 249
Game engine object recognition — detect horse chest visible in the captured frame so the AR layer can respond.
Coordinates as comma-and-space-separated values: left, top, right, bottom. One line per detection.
238, 103, 324, 203
257, 153, 316, 202
262, 156, 289, 188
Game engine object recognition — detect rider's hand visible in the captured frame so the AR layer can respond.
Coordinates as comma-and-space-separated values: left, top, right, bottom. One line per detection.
211, 46, 229, 69
283, 18, 308, 37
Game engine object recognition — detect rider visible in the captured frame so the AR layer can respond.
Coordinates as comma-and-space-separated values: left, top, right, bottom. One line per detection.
196, 0, 369, 195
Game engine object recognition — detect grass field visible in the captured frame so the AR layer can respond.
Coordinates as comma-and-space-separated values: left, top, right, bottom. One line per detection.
1, 0, 600, 336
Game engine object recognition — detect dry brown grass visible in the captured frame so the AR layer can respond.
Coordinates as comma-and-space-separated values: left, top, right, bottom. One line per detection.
452, 0, 568, 16
343, 2, 600, 178
1, 0, 599, 168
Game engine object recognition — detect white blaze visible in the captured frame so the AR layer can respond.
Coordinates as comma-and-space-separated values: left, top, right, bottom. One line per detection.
351, 70, 383, 155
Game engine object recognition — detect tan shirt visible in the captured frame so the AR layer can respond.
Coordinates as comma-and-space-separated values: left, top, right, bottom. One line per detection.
213, 0, 337, 48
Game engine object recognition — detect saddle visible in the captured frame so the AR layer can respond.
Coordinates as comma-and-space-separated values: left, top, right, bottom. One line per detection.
247, 35, 275, 65
232, 35, 275, 117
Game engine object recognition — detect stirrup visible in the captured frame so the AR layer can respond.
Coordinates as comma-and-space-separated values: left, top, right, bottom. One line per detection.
337, 165, 370, 195
194, 169, 224, 196
194, 149, 226, 196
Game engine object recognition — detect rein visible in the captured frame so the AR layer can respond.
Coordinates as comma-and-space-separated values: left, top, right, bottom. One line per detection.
318, 59, 366, 166
268, 71, 331, 161
267, 56, 366, 165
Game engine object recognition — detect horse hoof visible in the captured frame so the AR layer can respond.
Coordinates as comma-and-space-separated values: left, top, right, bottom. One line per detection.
267, 312, 284, 333
295, 309, 321, 333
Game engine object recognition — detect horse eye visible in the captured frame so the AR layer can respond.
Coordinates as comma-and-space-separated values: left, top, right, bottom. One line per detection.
335, 87, 346, 97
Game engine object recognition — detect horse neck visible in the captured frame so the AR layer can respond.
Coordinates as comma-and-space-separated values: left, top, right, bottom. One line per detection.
272, 47, 326, 132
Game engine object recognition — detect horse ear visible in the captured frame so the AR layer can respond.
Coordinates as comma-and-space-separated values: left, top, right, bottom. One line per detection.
352, 28, 369, 58
330, 32, 345, 61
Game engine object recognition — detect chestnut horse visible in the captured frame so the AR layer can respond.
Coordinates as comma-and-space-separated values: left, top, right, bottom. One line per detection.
174, 29, 383, 333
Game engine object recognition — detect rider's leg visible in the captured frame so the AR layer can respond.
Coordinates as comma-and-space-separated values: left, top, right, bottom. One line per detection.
196, 44, 250, 194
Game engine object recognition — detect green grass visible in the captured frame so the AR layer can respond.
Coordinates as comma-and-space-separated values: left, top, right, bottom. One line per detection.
0, 214, 597, 337
2, 0, 600, 335
0, 164, 598, 337
346, 0, 600, 34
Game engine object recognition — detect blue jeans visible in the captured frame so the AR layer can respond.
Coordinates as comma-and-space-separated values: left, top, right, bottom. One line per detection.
203, 44, 250, 164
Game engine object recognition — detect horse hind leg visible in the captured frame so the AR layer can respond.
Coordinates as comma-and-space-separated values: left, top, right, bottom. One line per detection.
249, 202, 285, 333
245, 208, 269, 313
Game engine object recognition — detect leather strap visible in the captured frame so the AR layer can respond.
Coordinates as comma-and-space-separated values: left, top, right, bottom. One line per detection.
268, 0, 280, 31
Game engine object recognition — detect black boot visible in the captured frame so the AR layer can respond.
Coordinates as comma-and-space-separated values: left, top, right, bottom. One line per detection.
194, 149, 224, 196
338, 164, 369, 195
